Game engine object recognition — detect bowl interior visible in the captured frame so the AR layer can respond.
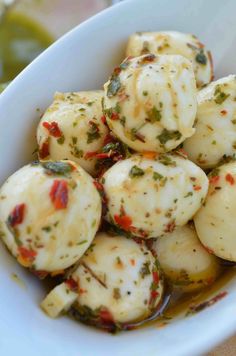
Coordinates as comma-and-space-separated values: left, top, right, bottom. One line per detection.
1, 0, 236, 355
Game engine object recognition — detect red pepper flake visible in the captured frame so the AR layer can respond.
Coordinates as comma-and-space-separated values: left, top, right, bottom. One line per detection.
176, 148, 188, 159
8, 204, 26, 227
193, 185, 202, 191
42, 121, 62, 138
153, 271, 159, 284
65, 278, 78, 292
110, 112, 120, 120
220, 109, 227, 116
209, 175, 220, 185
113, 67, 121, 76
130, 259, 136, 266
101, 115, 107, 125
99, 308, 114, 323
149, 290, 159, 305
142, 54, 156, 63
18, 246, 37, 261
50, 180, 68, 210
39, 138, 50, 159
93, 180, 104, 192
225, 173, 235, 185
114, 214, 133, 231
164, 221, 176, 233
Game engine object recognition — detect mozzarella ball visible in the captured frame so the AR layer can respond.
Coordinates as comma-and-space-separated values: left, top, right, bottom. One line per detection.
103, 154, 208, 238
194, 162, 236, 261
0, 160, 101, 272
184, 75, 236, 169
126, 31, 213, 88
37, 91, 108, 176
63, 232, 162, 326
153, 225, 220, 292
103, 54, 197, 153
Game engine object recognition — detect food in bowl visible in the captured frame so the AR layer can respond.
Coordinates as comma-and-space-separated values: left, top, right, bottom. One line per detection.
0, 29, 233, 332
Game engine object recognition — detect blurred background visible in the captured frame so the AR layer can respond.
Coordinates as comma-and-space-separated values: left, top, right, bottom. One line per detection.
0, 0, 116, 92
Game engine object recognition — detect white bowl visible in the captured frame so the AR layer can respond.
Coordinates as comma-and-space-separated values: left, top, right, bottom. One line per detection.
1, 0, 236, 355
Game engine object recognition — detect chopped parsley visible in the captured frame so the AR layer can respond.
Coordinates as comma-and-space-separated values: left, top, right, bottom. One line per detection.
147, 106, 161, 122
195, 50, 207, 65
107, 76, 121, 97
157, 129, 182, 145
129, 165, 145, 178
87, 122, 101, 144
42, 161, 73, 176
214, 85, 230, 104
153, 172, 164, 180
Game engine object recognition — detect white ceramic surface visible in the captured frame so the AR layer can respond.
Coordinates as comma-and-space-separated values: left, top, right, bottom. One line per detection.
1, 0, 236, 355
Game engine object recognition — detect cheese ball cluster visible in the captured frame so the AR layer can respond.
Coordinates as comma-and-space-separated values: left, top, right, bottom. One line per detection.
184, 75, 236, 169
126, 31, 213, 88
41, 232, 164, 328
194, 161, 236, 262
103, 54, 197, 153
0, 161, 101, 272
153, 225, 220, 292
37, 91, 108, 176
2, 29, 233, 332
102, 154, 208, 238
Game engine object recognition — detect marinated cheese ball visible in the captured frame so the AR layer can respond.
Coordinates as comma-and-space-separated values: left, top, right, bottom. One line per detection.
41, 232, 164, 326
153, 225, 220, 292
37, 91, 108, 176
0, 160, 102, 272
194, 162, 236, 261
102, 154, 208, 238
103, 54, 197, 153
126, 31, 213, 88
184, 76, 236, 169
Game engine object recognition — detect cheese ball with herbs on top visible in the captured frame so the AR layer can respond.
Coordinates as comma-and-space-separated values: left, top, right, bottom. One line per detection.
103, 54, 197, 153
153, 224, 220, 292
184, 75, 236, 169
0, 160, 102, 273
102, 154, 208, 238
37, 91, 108, 176
126, 31, 213, 88
41, 232, 164, 328
194, 161, 236, 262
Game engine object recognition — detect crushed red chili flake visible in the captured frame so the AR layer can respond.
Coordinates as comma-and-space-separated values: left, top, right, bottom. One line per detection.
110, 112, 120, 120
225, 173, 235, 185
114, 214, 133, 231
175, 148, 188, 159
18, 246, 37, 261
153, 271, 159, 284
101, 115, 107, 125
209, 175, 220, 185
99, 308, 114, 323
130, 259, 136, 266
42, 121, 62, 138
8, 203, 25, 227
50, 180, 68, 210
39, 138, 50, 159
220, 110, 227, 116
65, 278, 78, 292
149, 290, 159, 305
113, 67, 121, 76
142, 54, 156, 63
193, 185, 202, 191
164, 221, 176, 233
